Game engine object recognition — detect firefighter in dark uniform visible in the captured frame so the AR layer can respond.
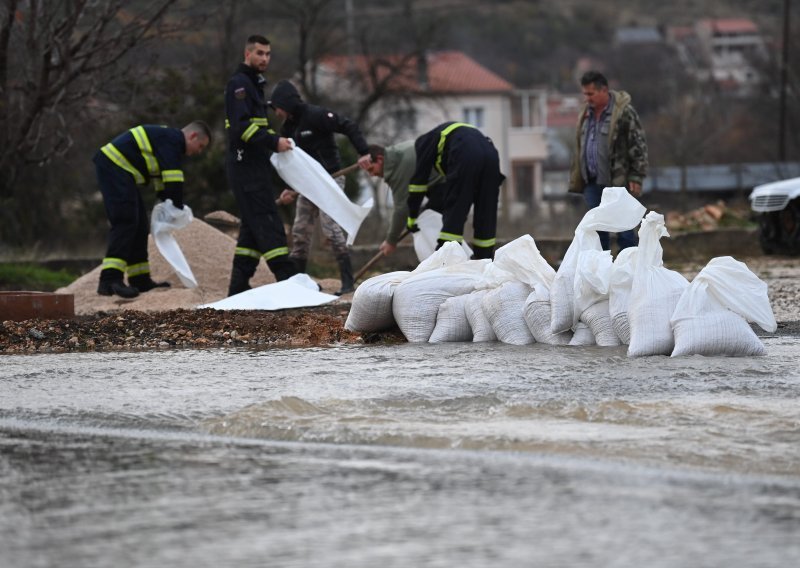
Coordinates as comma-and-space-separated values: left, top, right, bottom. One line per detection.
93, 121, 211, 298
225, 34, 297, 296
406, 122, 505, 260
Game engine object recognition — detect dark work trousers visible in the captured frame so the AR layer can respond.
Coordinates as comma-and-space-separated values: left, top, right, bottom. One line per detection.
440, 129, 502, 259
583, 182, 638, 251
227, 156, 297, 282
95, 155, 149, 283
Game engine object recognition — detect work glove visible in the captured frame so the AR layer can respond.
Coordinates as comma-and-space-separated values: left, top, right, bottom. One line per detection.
406, 217, 419, 233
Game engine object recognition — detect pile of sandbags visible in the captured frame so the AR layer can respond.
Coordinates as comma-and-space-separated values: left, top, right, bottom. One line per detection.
347, 188, 777, 357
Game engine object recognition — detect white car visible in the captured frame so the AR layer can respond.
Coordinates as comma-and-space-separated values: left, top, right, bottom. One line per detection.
749, 176, 800, 254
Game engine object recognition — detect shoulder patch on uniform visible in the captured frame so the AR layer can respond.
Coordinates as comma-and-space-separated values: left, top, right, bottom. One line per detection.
235, 87, 246, 99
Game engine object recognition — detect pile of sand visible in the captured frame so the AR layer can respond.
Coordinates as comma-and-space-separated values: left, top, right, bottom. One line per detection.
58, 219, 334, 315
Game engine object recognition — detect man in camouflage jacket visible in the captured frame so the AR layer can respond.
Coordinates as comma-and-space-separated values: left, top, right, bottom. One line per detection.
568, 70, 648, 251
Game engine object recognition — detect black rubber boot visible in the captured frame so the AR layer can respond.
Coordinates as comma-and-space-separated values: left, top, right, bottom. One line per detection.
471, 246, 494, 260
227, 266, 252, 297
292, 257, 307, 274
335, 255, 355, 296
265, 257, 298, 282
97, 279, 139, 298
129, 274, 171, 293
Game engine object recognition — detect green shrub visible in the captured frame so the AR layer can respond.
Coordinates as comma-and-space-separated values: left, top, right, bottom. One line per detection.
0, 264, 78, 292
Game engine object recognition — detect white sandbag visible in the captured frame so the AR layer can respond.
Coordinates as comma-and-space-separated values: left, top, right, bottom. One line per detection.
413, 209, 473, 261
579, 300, 620, 347
609, 247, 638, 344
151, 199, 198, 288
429, 294, 473, 343
393, 259, 490, 342
522, 285, 572, 345
551, 187, 646, 333
492, 235, 556, 289
345, 271, 411, 332
568, 322, 596, 346
574, 249, 613, 321
270, 143, 373, 245
627, 212, 689, 357
413, 239, 471, 273
670, 256, 777, 357
465, 290, 496, 342
482, 281, 535, 345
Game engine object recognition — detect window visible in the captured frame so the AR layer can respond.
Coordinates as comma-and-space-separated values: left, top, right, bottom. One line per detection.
513, 163, 535, 207
463, 107, 484, 128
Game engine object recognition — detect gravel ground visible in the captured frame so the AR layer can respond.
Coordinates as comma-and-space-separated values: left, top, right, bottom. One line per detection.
1, 255, 798, 354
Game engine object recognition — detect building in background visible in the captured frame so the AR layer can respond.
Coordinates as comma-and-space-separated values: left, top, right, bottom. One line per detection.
668, 17, 768, 96
316, 51, 549, 220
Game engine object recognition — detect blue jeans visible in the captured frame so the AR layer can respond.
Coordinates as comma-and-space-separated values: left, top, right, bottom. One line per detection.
583, 183, 638, 251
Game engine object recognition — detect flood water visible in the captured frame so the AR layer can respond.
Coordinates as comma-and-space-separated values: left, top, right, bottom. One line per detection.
2, 339, 799, 567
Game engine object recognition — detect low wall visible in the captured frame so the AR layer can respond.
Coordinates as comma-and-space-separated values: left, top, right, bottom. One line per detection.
347, 228, 762, 274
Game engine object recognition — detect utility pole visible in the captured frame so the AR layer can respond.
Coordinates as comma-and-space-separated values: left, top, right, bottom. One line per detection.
345, 0, 355, 72
779, 0, 791, 162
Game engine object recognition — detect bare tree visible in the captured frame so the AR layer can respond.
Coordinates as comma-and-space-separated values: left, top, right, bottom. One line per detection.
0, 0, 180, 198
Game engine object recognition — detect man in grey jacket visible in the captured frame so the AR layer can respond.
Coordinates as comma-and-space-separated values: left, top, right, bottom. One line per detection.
366, 142, 444, 256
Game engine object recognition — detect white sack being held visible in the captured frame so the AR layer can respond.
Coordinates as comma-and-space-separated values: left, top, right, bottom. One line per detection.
627, 212, 689, 357
670, 256, 777, 357
413, 209, 473, 261
270, 143, 373, 245
151, 199, 198, 288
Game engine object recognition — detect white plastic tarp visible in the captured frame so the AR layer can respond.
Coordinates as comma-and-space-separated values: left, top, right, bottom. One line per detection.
199, 273, 337, 311
270, 142, 373, 245
151, 199, 198, 288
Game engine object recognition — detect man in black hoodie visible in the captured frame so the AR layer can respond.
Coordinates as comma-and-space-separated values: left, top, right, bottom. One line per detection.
270, 79, 372, 295
224, 35, 297, 296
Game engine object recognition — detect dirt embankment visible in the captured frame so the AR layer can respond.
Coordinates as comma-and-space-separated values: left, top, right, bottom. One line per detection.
0, 305, 406, 354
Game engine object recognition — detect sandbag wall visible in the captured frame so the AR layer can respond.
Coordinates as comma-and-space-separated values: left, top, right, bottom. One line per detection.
346, 188, 777, 358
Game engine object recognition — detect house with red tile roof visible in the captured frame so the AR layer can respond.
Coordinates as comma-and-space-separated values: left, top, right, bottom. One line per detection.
667, 17, 767, 95
316, 50, 549, 217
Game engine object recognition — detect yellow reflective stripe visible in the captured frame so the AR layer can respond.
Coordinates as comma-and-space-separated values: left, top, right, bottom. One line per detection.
409, 184, 428, 193
235, 247, 262, 260
250, 117, 268, 126
242, 123, 260, 142
101, 257, 127, 272
472, 237, 496, 248
225, 119, 230, 129
126, 262, 150, 277
100, 144, 146, 185
435, 122, 476, 175
153, 180, 165, 193
130, 126, 160, 179
161, 170, 184, 183
439, 232, 464, 243
263, 246, 289, 261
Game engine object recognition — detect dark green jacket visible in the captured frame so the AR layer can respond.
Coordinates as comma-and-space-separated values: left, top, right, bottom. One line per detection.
568, 90, 648, 193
